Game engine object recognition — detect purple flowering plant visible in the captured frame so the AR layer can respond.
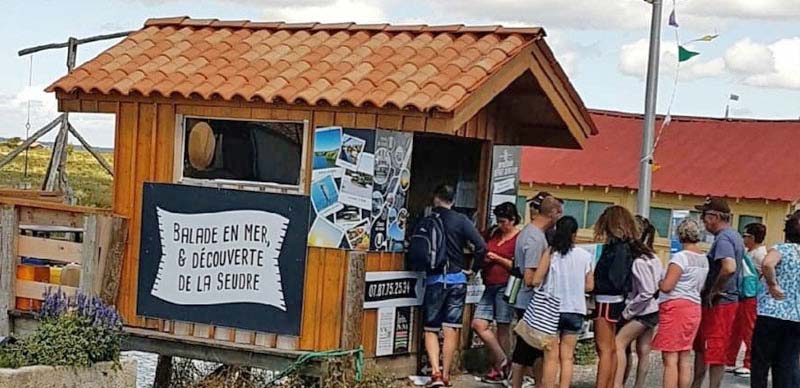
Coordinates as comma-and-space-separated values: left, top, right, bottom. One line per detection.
0, 289, 124, 368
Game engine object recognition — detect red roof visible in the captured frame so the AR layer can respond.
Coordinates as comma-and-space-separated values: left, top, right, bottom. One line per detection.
521, 110, 800, 202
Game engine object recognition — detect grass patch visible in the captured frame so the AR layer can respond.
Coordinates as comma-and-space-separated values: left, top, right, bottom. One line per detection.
0, 140, 113, 208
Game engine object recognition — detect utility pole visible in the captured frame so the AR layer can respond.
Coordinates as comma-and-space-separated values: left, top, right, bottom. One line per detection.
636, 0, 663, 218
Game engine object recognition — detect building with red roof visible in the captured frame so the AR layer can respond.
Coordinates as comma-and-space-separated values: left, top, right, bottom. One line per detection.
519, 109, 800, 252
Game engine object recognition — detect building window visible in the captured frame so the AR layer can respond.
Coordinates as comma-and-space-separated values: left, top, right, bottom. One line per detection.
179, 116, 307, 191
516, 196, 528, 222
649, 207, 672, 239
738, 215, 764, 234
587, 201, 613, 228
563, 199, 587, 228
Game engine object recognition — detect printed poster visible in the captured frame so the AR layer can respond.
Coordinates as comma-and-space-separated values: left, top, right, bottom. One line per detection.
488, 146, 521, 227
376, 307, 396, 356
370, 130, 413, 252
375, 306, 414, 357
309, 127, 375, 249
393, 306, 413, 354
309, 127, 413, 252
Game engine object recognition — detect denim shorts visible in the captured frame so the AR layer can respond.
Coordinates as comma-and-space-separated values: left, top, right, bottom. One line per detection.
473, 284, 514, 324
558, 313, 586, 335
423, 283, 466, 331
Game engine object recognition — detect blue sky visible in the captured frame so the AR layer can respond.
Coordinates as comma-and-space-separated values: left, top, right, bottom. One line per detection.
1, 0, 798, 147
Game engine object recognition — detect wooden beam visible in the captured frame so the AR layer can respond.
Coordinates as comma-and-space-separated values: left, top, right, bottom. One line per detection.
79, 214, 100, 295
17, 235, 82, 264
67, 124, 113, 176
340, 251, 366, 350
529, 42, 590, 146
0, 206, 18, 336
99, 217, 129, 305
449, 42, 537, 132
16, 280, 78, 300
122, 327, 313, 374
42, 116, 70, 192
0, 115, 63, 170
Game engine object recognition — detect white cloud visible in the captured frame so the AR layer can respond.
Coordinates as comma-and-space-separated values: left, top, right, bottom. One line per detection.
724, 37, 800, 90
267, 0, 386, 23
619, 38, 725, 81
724, 38, 776, 74
683, 0, 800, 21
0, 85, 114, 147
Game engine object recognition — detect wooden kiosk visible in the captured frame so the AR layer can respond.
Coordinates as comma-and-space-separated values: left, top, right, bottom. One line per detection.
2, 17, 596, 375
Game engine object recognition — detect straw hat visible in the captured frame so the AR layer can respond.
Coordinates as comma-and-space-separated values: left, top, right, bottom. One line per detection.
187, 121, 215, 170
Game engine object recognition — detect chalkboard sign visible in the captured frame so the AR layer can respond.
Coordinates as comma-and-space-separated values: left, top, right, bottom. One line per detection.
137, 183, 310, 335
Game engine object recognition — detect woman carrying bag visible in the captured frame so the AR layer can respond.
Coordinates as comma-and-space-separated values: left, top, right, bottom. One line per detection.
527, 216, 594, 388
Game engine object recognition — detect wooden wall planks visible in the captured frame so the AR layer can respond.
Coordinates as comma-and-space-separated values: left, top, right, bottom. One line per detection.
104, 98, 493, 352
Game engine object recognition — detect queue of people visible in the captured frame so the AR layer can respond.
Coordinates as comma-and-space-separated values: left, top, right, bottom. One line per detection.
415, 187, 799, 388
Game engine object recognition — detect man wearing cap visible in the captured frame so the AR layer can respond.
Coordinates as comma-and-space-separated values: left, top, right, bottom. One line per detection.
509, 192, 563, 388
691, 197, 745, 388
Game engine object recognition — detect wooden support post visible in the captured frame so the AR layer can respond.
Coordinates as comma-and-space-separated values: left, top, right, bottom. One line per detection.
79, 214, 99, 295
99, 217, 128, 305
152, 355, 173, 388
42, 116, 70, 192
81, 215, 128, 301
0, 206, 18, 336
340, 251, 366, 350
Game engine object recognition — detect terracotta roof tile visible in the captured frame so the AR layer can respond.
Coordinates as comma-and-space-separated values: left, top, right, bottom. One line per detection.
48, 17, 544, 112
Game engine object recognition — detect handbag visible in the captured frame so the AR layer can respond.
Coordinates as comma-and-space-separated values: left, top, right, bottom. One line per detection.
513, 261, 560, 351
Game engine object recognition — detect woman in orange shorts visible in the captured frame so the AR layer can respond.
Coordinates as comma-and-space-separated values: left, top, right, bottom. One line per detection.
652, 219, 710, 388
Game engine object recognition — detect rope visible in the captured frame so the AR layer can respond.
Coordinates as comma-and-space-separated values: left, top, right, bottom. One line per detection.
265, 346, 364, 386
23, 55, 33, 178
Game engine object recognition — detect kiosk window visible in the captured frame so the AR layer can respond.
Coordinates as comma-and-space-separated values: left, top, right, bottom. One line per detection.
181, 117, 305, 189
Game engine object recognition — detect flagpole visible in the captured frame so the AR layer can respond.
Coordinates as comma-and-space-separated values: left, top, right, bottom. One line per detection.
637, 0, 663, 218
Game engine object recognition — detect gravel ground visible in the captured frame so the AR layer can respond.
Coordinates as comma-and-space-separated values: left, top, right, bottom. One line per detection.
453, 352, 753, 388
129, 349, 756, 388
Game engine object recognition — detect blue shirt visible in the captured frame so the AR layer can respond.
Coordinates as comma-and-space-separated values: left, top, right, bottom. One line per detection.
704, 227, 745, 304
426, 272, 467, 285
757, 243, 800, 322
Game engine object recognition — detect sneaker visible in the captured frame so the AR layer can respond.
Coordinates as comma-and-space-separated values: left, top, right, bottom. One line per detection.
734, 367, 751, 377
427, 372, 445, 387
481, 368, 506, 384
521, 375, 536, 388
726, 366, 737, 373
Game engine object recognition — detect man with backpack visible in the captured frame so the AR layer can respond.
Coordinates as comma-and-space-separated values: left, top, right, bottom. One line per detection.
410, 184, 486, 387
725, 222, 767, 377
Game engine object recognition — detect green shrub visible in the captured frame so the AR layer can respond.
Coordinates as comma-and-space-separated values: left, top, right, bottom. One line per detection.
0, 290, 123, 369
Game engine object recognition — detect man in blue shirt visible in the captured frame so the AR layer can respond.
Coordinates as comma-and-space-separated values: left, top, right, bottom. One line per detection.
692, 197, 744, 388
422, 184, 487, 387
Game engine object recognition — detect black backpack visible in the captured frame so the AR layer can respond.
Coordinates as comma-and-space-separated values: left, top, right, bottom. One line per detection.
408, 212, 446, 272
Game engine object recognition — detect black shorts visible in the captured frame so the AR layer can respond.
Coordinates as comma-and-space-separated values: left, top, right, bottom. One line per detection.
591, 301, 625, 323
618, 311, 660, 330
631, 312, 659, 329
512, 308, 544, 366
512, 333, 544, 366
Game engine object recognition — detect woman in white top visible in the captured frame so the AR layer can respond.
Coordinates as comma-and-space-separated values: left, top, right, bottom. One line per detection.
533, 216, 594, 388
652, 218, 710, 388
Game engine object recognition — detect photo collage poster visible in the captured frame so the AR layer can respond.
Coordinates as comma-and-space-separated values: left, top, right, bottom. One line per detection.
308, 127, 413, 252
309, 127, 375, 250
369, 130, 413, 252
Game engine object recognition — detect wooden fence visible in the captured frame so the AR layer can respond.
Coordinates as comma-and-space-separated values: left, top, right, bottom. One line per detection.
0, 199, 127, 336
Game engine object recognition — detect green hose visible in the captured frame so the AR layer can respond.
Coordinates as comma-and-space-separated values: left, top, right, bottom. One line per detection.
266, 346, 364, 386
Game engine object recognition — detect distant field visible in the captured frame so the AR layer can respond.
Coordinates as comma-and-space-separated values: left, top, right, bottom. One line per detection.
0, 140, 114, 208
